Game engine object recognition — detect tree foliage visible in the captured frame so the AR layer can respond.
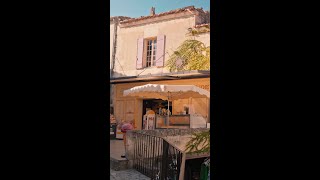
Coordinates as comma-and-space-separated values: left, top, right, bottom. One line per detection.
185, 130, 210, 154
166, 39, 210, 72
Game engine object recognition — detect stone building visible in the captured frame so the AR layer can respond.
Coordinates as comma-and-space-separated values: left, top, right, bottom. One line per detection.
110, 6, 210, 131
110, 16, 131, 111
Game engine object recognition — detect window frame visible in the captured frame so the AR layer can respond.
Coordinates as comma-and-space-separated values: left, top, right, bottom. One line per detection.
143, 37, 157, 68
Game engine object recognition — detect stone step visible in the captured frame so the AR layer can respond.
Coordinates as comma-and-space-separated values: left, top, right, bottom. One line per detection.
110, 157, 131, 171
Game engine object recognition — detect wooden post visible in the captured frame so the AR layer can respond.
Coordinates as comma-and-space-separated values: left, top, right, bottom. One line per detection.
179, 153, 186, 180
167, 92, 170, 128
208, 97, 210, 123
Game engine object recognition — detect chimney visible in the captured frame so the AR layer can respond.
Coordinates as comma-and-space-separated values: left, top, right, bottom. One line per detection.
150, 7, 155, 16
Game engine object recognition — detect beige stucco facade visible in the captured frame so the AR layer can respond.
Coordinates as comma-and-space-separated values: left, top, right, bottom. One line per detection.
110, 22, 115, 69
113, 12, 210, 78
110, 21, 117, 107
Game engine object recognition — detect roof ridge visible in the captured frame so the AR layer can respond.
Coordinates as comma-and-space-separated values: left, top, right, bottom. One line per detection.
110, 16, 132, 21
119, 6, 205, 24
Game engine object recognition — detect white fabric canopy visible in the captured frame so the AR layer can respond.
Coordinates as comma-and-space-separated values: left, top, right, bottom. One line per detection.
123, 84, 210, 100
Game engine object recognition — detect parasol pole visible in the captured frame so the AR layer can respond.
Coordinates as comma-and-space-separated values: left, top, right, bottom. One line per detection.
167, 92, 170, 128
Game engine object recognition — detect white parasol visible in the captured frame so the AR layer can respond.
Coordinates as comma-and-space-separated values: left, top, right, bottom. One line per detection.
123, 84, 210, 100
123, 84, 210, 126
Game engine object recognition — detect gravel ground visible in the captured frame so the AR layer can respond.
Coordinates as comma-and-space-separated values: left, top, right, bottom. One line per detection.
110, 169, 151, 180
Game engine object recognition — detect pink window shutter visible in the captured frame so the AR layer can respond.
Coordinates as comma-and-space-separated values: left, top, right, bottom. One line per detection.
156, 35, 166, 67
136, 38, 144, 69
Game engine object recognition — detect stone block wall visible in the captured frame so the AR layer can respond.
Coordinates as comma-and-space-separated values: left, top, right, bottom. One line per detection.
126, 128, 209, 160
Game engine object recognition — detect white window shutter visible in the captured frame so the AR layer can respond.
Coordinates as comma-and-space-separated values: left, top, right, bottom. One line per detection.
156, 35, 165, 67
136, 38, 144, 69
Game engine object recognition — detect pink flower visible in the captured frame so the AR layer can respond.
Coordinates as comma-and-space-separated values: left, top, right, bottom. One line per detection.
121, 123, 134, 133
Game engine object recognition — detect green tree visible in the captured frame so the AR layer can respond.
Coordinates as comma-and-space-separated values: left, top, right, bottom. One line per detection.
166, 39, 210, 72
185, 130, 210, 154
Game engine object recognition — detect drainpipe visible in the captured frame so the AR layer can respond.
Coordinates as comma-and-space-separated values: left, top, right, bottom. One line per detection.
111, 17, 118, 78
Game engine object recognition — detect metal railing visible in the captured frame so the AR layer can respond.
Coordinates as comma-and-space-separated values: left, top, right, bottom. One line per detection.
160, 140, 183, 180
132, 132, 183, 180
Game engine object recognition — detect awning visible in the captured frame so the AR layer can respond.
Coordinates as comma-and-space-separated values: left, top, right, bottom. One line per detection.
123, 84, 210, 100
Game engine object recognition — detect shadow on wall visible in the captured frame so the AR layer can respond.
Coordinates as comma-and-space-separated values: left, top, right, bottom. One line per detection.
111, 71, 127, 78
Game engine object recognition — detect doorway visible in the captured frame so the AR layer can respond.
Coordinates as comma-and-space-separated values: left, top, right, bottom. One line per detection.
142, 99, 172, 128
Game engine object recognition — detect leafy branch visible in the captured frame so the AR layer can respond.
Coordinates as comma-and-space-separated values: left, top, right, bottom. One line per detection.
187, 26, 210, 36
165, 39, 210, 72
185, 130, 210, 154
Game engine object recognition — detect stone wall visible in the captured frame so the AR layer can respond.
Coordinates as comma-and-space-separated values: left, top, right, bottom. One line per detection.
127, 128, 208, 137
125, 128, 209, 160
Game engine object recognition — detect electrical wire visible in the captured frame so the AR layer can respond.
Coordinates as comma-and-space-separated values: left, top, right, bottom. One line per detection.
115, 57, 126, 76
136, 51, 170, 76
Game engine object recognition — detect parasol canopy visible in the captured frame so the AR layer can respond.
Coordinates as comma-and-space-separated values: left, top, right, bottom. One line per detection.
123, 84, 210, 100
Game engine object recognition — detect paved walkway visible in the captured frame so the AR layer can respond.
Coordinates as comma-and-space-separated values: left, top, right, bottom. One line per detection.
110, 140, 126, 160
110, 169, 151, 180
110, 140, 150, 179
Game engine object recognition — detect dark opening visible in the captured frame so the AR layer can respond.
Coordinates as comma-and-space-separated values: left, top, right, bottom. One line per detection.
185, 157, 209, 180
142, 99, 172, 128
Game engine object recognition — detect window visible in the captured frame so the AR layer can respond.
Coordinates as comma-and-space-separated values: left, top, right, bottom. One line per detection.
144, 38, 157, 67
136, 35, 165, 69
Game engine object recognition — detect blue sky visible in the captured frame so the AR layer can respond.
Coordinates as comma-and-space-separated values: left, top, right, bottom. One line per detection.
110, 0, 210, 18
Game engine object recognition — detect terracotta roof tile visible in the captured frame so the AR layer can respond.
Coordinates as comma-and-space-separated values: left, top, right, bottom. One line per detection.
120, 6, 205, 24
110, 16, 132, 22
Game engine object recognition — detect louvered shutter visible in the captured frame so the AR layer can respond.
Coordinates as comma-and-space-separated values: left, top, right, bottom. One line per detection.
136, 38, 144, 69
155, 35, 166, 67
